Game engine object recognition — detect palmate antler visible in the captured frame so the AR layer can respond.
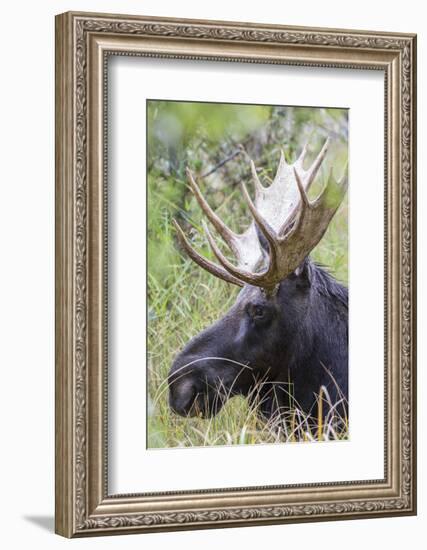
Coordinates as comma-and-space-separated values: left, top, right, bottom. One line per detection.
173, 137, 348, 292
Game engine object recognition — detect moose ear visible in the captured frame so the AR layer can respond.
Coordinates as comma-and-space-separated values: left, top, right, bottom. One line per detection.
292, 258, 312, 289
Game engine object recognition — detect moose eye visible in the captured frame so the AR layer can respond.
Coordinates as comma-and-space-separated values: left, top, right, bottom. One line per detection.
252, 305, 265, 319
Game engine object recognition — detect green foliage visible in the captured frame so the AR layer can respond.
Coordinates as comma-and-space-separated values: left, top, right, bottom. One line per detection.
147, 101, 348, 448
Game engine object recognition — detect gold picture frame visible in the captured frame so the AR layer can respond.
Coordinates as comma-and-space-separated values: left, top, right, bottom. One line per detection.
55, 11, 417, 537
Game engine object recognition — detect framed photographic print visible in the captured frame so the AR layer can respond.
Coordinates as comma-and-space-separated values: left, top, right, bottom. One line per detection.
55, 11, 417, 537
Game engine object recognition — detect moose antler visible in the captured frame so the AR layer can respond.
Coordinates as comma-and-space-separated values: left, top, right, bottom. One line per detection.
173, 137, 348, 291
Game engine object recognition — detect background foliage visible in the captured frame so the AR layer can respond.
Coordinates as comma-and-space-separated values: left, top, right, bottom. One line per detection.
147, 101, 348, 448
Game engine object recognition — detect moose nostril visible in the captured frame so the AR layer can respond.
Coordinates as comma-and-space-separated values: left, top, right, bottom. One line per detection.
170, 379, 197, 416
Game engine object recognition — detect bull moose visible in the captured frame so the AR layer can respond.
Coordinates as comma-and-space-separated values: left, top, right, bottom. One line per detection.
168, 137, 348, 429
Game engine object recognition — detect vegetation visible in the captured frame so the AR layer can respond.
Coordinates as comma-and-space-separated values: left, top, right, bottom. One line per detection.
147, 101, 348, 448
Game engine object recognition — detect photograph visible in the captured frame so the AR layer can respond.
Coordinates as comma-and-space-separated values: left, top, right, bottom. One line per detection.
147, 101, 349, 448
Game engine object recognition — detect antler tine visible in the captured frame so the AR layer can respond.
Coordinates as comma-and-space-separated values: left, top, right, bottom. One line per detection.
309, 164, 348, 211
277, 149, 289, 172
240, 181, 279, 280
240, 182, 278, 251
277, 166, 311, 239
280, 148, 288, 162
296, 142, 309, 167
249, 158, 265, 200
293, 167, 311, 208
324, 167, 348, 207
277, 137, 331, 237
303, 137, 330, 188
172, 219, 244, 287
186, 168, 240, 258
202, 221, 273, 288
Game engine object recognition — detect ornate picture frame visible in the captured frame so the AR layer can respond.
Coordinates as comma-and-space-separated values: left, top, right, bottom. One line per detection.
55, 11, 417, 537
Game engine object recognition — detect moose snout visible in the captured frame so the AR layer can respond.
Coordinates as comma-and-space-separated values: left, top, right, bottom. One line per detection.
168, 334, 246, 418
168, 357, 230, 419
168, 377, 198, 417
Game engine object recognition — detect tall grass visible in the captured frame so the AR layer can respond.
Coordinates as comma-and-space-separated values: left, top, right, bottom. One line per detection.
147, 103, 348, 449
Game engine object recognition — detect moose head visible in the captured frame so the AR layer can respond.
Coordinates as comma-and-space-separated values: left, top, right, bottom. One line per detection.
168, 138, 348, 422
